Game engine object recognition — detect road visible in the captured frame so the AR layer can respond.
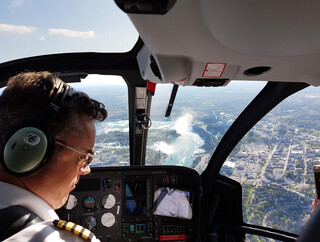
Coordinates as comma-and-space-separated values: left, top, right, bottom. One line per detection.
282, 140, 292, 175
256, 144, 278, 188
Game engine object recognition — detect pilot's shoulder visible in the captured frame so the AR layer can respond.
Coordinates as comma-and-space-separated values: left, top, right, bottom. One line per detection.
53, 220, 98, 241
4, 220, 100, 242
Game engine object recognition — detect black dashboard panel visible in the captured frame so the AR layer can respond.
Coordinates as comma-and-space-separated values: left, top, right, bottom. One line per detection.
56, 166, 201, 242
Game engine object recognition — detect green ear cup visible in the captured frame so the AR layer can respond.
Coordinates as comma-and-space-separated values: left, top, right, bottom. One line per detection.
0, 77, 72, 176
3, 127, 48, 174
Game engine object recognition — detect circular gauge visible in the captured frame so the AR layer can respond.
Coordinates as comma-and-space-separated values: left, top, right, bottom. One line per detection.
82, 195, 96, 210
81, 216, 97, 230
101, 194, 116, 209
102, 178, 112, 190
101, 212, 115, 228
64, 194, 77, 210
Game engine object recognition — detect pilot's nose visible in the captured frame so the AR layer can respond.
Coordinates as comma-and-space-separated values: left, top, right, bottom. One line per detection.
80, 165, 91, 175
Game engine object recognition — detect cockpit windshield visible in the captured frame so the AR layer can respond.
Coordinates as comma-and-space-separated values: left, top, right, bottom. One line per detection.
70, 77, 266, 172
222, 86, 320, 235
145, 81, 266, 172
0, 0, 138, 63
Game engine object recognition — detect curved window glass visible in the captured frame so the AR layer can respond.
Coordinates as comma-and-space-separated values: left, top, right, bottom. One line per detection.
221, 86, 320, 236
146, 81, 266, 172
0, 0, 138, 63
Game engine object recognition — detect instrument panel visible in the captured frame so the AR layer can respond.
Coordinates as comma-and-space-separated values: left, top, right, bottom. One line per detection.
56, 166, 201, 242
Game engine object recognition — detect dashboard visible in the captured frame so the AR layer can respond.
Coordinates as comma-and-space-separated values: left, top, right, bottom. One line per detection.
56, 166, 201, 242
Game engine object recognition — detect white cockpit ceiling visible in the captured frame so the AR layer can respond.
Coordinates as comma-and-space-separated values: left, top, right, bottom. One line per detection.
128, 0, 320, 86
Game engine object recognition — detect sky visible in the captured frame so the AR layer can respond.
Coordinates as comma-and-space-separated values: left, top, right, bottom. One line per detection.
0, 0, 139, 63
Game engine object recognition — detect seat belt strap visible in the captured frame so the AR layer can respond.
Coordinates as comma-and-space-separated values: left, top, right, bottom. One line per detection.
0, 205, 43, 240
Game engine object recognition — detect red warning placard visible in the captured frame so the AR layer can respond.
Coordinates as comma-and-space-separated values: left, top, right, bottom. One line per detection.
160, 234, 186, 241
202, 63, 226, 78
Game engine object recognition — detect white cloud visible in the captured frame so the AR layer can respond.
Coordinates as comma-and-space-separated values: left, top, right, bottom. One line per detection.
0, 23, 37, 34
39, 36, 45, 41
48, 28, 95, 39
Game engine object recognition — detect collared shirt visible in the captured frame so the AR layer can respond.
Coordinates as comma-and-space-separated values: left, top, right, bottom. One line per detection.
153, 188, 192, 219
0, 181, 58, 221
0, 181, 100, 242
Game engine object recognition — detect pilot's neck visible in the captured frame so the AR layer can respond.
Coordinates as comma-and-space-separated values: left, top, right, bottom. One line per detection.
0, 166, 29, 190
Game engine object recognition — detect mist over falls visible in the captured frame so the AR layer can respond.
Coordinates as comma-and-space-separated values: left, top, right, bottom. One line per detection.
152, 113, 205, 167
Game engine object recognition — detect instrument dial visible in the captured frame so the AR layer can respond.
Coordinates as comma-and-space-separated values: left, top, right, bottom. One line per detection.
101, 212, 116, 227
64, 194, 77, 210
82, 195, 96, 211
102, 194, 116, 209
81, 215, 97, 230
102, 178, 112, 190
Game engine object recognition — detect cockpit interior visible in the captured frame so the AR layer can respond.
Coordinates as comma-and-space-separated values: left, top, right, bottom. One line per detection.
1, 0, 320, 241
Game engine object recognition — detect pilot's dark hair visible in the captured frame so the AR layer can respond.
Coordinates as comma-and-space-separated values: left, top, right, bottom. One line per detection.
0, 71, 108, 146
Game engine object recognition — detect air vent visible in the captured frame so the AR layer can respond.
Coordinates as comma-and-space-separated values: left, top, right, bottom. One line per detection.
193, 78, 229, 87
244, 66, 271, 76
114, 0, 177, 14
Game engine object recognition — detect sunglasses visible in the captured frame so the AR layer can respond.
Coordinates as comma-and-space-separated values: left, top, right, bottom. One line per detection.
55, 141, 95, 166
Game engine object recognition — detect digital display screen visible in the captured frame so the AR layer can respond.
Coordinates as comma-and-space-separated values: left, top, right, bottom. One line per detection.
125, 181, 146, 197
130, 223, 147, 235
153, 187, 192, 219
125, 199, 147, 216
124, 180, 148, 217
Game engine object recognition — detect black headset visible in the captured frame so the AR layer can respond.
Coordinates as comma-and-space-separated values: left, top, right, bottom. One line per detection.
0, 76, 74, 176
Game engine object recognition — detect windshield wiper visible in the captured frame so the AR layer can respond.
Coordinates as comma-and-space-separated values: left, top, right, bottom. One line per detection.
165, 84, 179, 117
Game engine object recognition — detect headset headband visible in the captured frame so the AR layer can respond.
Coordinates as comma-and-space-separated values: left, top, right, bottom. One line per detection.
39, 76, 74, 122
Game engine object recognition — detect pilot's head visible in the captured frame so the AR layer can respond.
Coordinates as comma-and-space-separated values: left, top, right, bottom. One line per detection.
0, 71, 107, 209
